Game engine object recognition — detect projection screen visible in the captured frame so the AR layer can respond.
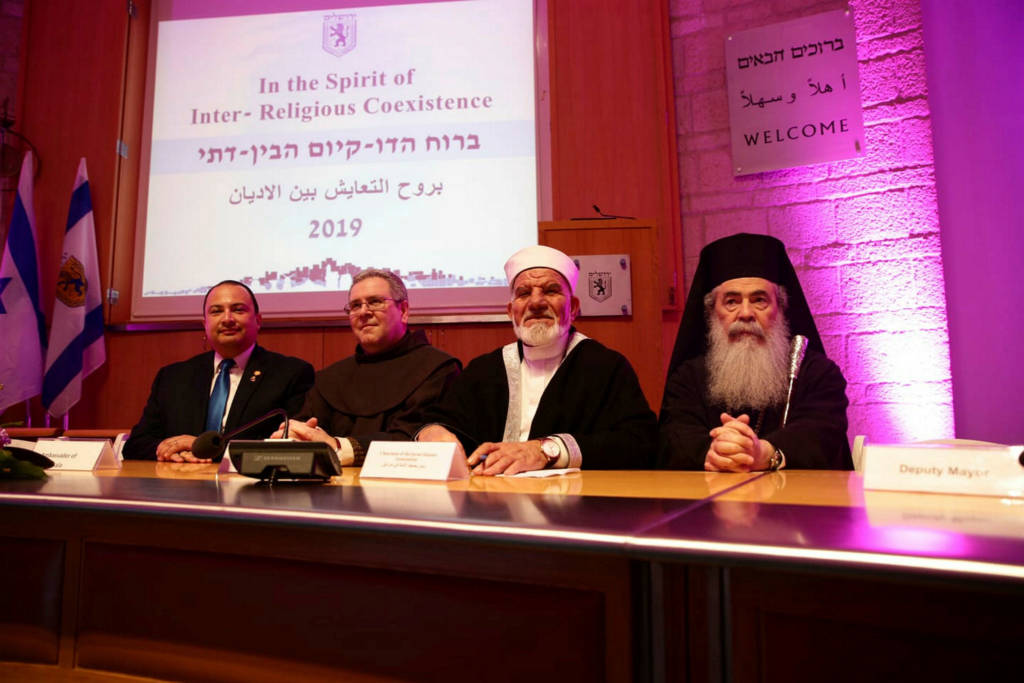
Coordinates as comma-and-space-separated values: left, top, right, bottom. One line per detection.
130, 0, 544, 321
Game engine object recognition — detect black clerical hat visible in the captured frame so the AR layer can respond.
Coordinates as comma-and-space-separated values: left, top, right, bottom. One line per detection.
666, 233, 825, 376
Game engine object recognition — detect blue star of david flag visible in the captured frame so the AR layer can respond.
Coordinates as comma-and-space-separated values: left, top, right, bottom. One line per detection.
42, 158, 106, 417
0, 151, 45, 413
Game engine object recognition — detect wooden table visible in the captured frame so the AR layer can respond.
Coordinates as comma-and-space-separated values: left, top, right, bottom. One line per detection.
2, 463, 1021, 682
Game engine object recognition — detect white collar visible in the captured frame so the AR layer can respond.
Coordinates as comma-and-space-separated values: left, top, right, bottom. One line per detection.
213, 343, 255, 372
522, 333, 570, 362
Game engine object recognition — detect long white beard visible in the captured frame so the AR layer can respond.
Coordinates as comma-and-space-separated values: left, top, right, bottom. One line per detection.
513, 315, 570, 348
706, 316, 791, 412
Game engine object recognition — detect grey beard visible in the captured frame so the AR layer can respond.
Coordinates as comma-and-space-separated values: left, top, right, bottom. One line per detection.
513, 316, 569, 347
705, 317, 791, 412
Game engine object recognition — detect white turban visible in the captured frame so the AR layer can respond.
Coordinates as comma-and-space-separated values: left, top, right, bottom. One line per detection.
503, 245, 579, 294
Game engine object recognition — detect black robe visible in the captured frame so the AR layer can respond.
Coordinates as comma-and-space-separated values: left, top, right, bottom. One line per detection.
426, 336, 657, 469
299, 330, 461, 455
658, 348, 852, 469
124, 345, 315, 460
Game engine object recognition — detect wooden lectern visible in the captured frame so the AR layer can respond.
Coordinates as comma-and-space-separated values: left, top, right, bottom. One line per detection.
540, 219, 664, 410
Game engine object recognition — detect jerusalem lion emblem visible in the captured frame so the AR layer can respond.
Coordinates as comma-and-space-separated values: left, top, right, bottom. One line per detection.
56, 255, 87, 308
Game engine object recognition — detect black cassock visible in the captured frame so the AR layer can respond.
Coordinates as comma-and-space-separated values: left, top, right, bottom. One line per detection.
658, 348, 852, 470
426, 335, 657, 469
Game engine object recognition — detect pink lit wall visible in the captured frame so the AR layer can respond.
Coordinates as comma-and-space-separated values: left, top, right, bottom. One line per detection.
922, 1, 1024, 444
669, 0, 953, 444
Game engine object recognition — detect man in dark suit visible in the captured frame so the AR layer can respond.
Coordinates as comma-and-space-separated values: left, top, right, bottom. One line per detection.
123, 280, 314, 462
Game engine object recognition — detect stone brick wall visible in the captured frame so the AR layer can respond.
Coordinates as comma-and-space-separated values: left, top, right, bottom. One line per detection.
669, 0, 953, 443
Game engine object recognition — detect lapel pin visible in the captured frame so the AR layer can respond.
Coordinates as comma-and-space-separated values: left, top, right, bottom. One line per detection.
251, 370, 261, 382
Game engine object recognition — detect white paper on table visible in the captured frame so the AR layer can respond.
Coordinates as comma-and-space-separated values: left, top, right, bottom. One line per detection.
497, 467, 581, 478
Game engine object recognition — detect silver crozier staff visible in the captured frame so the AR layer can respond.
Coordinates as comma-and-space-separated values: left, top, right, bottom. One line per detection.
781, 335, 809, 427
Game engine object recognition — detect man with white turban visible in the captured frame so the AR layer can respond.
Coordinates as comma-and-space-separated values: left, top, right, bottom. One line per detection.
419, 245, 656, 475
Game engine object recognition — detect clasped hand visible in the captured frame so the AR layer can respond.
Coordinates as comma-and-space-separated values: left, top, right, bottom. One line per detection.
704, 413, 773, 473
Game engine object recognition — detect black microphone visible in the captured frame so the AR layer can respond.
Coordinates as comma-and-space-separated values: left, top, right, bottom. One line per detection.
592, 204, 636, 220
569, 204, 638, 221
192, 408, 291, 461
191, 431, 227, 461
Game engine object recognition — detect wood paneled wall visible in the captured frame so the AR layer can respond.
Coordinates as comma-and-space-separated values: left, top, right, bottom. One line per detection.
6, 0, 680, 429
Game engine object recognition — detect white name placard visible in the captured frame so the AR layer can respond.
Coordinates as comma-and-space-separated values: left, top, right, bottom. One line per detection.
35, 438, 122, 471
360, 441, 468, 481
111, 433, 128, 460
863, 443, 1024, 498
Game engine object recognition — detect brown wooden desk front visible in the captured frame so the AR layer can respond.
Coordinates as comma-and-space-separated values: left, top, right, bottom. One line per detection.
1, 464, 1021, 682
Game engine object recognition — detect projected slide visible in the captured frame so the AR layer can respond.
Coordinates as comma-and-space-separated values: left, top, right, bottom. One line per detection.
133, 0, 538, 319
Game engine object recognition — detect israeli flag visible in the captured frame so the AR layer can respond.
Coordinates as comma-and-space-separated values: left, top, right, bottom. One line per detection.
0, 151, 45, 413
42, 158, 106, 417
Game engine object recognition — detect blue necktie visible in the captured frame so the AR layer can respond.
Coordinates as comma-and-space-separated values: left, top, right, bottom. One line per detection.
205, 358, 235, 432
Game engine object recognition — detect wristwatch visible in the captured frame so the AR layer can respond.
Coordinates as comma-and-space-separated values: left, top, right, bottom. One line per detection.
766, 448, 784, 471
540, 438, 560, 467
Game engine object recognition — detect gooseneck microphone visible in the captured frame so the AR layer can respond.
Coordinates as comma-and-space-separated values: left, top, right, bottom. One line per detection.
192, 408, 290, 461
781, 335, 809, 427
569, 204, 637, 221
592, 204, 636, 220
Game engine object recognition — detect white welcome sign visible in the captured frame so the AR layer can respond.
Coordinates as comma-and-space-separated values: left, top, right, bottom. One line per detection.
725, 9, 864, 174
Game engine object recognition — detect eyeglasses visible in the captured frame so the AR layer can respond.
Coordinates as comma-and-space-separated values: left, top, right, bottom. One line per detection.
343, 296, 401, 315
